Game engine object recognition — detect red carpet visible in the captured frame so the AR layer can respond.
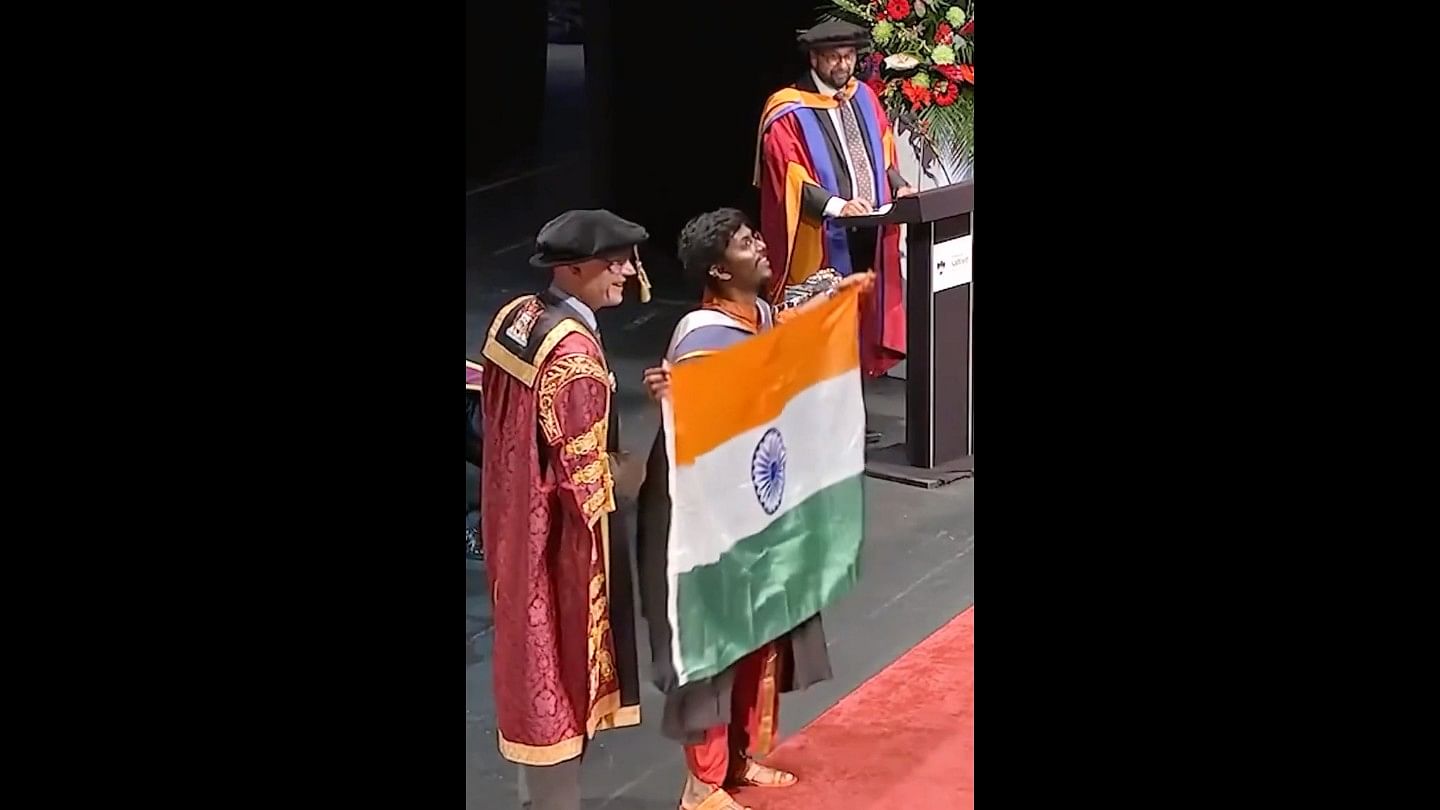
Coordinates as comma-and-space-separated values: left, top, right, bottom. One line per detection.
735, 607, 974, 810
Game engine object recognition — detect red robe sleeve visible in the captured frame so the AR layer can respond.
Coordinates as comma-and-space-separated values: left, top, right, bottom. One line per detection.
875, 104, 907, 193
759, 114, 829, 303
536, 344, 615, 530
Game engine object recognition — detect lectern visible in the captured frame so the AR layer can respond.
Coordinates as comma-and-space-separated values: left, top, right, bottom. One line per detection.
836, 181, 973, 477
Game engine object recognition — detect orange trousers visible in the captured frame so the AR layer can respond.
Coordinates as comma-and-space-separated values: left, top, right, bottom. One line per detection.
683, 642, 782, 786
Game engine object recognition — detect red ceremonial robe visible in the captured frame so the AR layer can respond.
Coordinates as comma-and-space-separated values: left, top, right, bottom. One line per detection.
480, 292, 641, 766
754, 76, 906, 377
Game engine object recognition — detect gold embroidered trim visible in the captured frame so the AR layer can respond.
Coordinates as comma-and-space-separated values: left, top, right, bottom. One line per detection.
480, 297, 536, 385
564, 420, 605, 458
582, 485, 614, 528
480, 295, 593, 389
586, 573, 616, 724
538, 353, 611, 444
497, 729, 584, 766
496, 697, 637, 766
593, 704, 640, 732
573, 458, 608, 485
584, 690, 621, 738
531, 321, 591, 381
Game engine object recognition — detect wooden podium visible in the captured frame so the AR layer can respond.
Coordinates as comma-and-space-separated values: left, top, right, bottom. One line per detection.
836, 181, 973, 484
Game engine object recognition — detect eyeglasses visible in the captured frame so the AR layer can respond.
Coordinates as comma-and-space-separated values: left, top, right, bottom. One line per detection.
816, 49, 857, 65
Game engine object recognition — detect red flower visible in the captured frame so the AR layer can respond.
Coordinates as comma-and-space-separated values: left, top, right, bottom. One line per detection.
934, 81, 959, 107
935, 22, 954, 44
936, 64, 965, 83
901, 78, 931, 111
869, 51, 884, 67
959, 18, 974, 36
886, 0, 910, 21
959, 64, 974, 85
866, 76, 887, 97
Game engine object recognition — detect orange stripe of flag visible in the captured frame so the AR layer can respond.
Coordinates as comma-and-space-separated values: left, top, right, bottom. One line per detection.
671, 284, 861, 466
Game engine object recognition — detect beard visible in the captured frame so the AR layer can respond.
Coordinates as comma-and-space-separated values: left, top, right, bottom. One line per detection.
824, 66, 853, 89
732, 262, 771, 295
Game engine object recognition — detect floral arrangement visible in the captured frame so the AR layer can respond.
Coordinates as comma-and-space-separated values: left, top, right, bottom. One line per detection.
825, 0, 974, 182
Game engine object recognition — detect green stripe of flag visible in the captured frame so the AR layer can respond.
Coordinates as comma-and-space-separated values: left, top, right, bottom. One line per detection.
674, 474, 864, 684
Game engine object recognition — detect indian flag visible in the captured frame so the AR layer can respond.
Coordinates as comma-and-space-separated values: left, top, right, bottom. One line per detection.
661, 284, 866, 687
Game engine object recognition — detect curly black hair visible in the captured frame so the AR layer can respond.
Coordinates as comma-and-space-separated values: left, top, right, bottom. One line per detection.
676, 208, 750, 289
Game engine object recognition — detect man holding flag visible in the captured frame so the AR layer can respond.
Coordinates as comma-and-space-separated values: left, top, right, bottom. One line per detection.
637, 208, 870, 810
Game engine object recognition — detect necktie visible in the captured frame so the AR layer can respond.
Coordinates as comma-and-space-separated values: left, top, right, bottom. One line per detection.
835, 92, 876, 205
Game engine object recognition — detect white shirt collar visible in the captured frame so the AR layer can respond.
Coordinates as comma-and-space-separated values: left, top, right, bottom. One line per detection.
547, 285, 599, 334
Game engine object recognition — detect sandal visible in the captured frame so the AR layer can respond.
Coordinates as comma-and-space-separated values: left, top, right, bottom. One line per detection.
732, 758, 798, 788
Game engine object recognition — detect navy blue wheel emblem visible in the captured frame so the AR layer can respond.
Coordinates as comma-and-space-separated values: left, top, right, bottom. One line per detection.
751, 428, 787, 515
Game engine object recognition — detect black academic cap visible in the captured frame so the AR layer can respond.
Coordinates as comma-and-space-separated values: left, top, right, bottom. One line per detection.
796, 19, 871, 51
528, 209, 649, 268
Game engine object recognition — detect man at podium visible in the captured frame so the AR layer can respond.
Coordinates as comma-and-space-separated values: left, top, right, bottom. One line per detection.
754, 18, 912, 379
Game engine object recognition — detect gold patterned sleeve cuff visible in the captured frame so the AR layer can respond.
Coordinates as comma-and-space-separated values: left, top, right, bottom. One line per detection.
537, 354, 611, 445
582, 484, 615, 529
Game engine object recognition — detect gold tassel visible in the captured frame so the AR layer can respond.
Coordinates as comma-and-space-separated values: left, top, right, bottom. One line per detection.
633, 246, 652, 303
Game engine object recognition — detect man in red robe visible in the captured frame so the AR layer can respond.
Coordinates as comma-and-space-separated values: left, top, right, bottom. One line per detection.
754, 19, 913, 381
480, 209, 650, 810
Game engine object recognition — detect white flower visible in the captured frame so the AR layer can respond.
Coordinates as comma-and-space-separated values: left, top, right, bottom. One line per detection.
884, 53, 921, 71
